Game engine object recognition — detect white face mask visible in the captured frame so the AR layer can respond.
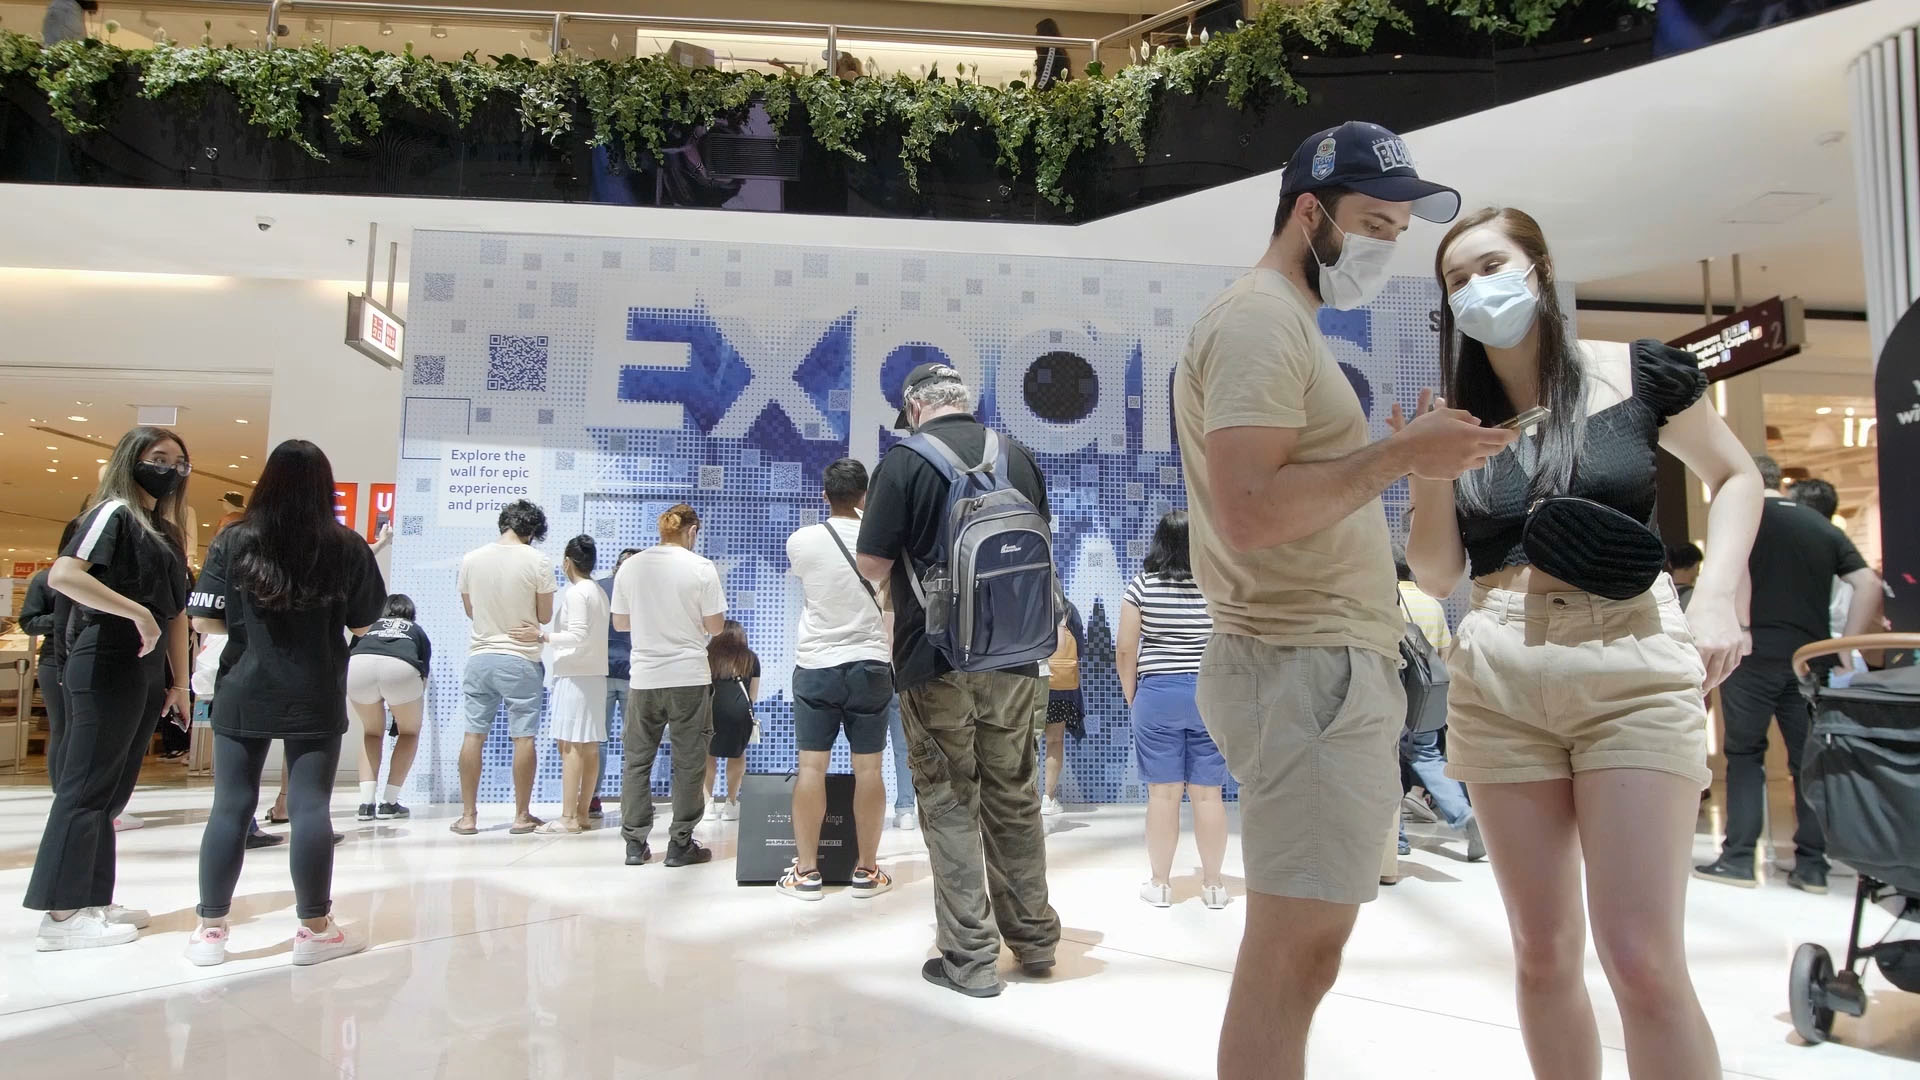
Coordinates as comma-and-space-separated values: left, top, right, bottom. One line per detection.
1302, 212, 1397, 310
1449, 266, 1539, 349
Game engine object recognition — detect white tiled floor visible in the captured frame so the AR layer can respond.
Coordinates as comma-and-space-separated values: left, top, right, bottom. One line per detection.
2, 772, 1917, 1079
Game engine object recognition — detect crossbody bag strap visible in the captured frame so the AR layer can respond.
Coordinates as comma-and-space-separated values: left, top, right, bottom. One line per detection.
823, 520, 882, 611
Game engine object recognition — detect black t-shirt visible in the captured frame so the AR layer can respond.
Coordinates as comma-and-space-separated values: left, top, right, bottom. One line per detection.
350, 617, 433, 679
856, 414, 1051, 692
189, 523, 387, 738
711, 655, 760, 732
1748, 496, 1867, 660
61, 499, 190, 636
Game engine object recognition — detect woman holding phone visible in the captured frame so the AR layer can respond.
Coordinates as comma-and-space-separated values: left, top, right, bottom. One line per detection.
25, 426, 193, 950
1400, 206, 1761, 1080
184, 439, 386, 967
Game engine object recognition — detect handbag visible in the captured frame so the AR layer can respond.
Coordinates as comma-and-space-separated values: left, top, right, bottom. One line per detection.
1397, 594, 1450, 735
1520, 496, 1667, 602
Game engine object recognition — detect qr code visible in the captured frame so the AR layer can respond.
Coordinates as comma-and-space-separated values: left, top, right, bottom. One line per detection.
733, 592, 756, 611
411, 355, 445, 386
698, 465, 725, 491
769, 462, 801, 492
1127, 539, 1147, 560
537, 409, 554, 426
554, 451, 574, 470
487, 334, 549, 391
560, 495, 580, 512
415, 477, 432, 493
1159, 466, 1179, 485
401, 516, 425, 537
827, 390, 851, 412
1126, 483, 1145, 501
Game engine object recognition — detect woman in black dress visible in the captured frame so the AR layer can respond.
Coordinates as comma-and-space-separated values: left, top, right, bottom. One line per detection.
704, 619, 759, 820
26, 426, 193, 951
184, 439, 386, 968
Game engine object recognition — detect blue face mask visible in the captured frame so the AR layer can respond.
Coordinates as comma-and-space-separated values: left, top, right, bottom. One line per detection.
1449, 266, 1539, 348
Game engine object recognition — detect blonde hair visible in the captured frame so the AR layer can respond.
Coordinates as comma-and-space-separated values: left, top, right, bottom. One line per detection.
93, 425, 190, 552
658, 503, 701, 547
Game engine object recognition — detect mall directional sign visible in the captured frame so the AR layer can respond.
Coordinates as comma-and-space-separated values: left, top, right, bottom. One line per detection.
346, 294, 405, 370
1668, 296, 1805, 383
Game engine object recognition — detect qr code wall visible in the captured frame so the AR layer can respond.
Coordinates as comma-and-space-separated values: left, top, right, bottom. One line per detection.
394, 232, 1444, 806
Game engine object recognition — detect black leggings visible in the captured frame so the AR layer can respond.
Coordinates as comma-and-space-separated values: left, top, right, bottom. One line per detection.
37, 652, 67, 782
24, 623, 163, 911
198, 732, 341, 920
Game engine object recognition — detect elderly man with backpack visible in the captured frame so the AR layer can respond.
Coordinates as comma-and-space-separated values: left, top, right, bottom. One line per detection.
856, 362, 1064, 998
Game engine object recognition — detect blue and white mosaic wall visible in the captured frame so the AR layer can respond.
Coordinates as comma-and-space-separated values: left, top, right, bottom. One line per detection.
394, 231, 1443, 806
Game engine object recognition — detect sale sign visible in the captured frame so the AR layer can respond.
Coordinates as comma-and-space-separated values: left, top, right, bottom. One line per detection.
333, 483, 359, 529
365, 483, 396, 540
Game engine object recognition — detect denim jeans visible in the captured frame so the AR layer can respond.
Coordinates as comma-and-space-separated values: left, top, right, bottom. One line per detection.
1400, 728, 1474, 842
885, 694, 914, 810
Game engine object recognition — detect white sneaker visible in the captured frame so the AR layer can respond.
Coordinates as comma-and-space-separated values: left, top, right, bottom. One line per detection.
36, 908, 138, 951
113, 814, 145, 832
1139, 881, 1172, 908
720, 801, 740, 822
104, 904, 152, 929
185, 924, 230, 967
704, 800, 722, 821
894, 808, 919, 830
1043, 796, 1065, 817
1202, 884, 1231, 910
291, 920, 366, 966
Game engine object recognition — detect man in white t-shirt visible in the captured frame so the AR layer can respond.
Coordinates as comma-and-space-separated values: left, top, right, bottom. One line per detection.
610, 504, 726, 868
453, 500, 555, 836
777, 459, 897, 901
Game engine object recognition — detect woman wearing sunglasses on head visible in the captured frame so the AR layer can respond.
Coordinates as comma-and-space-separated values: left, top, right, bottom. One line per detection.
1399, 207, 1762, 1080
25, 427, 193, 951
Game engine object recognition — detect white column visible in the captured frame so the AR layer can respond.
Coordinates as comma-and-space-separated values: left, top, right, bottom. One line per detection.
1850, 24, 1920, 362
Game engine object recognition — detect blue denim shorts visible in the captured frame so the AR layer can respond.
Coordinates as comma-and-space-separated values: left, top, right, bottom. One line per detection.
792, 660, 894, 754
1132, 672, 1227, 786
462, 653, 545, 737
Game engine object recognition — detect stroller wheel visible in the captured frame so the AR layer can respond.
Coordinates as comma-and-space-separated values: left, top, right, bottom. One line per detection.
1790, 943, 1837, 1044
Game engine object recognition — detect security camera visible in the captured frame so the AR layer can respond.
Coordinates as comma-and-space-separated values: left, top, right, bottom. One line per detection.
255, 215, 275, 232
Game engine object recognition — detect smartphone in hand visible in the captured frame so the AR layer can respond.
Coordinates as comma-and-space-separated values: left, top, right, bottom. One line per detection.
1501, 405, 1551, 430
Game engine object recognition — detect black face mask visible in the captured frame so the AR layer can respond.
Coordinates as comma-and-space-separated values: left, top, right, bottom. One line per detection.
133, 462, 184, 500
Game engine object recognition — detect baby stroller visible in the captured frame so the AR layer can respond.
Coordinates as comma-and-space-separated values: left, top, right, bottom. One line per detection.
1786, 634, 1920, 1045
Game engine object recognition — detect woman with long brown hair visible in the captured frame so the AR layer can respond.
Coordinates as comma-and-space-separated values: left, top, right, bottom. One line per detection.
609, 503, 726, 867
704, 619, 760, 820
1400, 206, 1761, 1079
26, 426, 193, 950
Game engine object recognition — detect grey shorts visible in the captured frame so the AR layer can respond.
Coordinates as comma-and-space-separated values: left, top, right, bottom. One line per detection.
462, 653, 544, 737
1197, 635, 1404, 905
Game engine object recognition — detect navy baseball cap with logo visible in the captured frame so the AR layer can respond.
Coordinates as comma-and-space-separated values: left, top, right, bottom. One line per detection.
893, 361, 964, 429
1279, 121, 1460, 224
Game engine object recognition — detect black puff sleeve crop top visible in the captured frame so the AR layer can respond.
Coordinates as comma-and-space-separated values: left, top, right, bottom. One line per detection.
1457, 340, 1708, 580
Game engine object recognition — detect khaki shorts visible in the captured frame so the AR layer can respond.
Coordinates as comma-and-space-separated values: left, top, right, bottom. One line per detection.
1443, 577, 1711, 788
1197, 635, 1404, 905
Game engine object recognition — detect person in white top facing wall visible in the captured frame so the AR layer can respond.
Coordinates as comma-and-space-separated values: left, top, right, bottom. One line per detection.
778, 459, 897, 901
610, 504, 726, 868
453, 500, 555, 837
536, 536, 611, 834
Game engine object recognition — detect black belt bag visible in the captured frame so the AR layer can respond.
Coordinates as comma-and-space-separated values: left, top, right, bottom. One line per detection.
1520, 496, 1667, 602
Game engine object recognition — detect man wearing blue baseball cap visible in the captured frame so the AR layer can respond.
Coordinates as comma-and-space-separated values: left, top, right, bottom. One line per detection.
1173, 121, 1514, 1080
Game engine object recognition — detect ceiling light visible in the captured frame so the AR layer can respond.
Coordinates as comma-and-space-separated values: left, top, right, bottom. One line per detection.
379, 21, 393, 35
1815, 406, 1832, 415
431, 24, 448, 38
235, 418, 249, 424
227, 464, 239, 469
45, 445, 57, 450
96, 458, 106, 464
240, 454, 250, 460
68, 415, 87, 422
45, 468, 55, 473
75, 400, 92, 406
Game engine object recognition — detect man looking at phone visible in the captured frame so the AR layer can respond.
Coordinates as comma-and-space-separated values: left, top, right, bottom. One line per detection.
1174, 121, 1515, 1080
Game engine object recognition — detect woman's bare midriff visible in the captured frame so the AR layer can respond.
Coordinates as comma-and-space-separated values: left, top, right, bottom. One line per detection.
1476, 563, 1579, 595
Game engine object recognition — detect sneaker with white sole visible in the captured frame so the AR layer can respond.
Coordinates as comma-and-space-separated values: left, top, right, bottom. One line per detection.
720, 801, 740, 822
291, 920, 365, 966
1201, 884, 1231, 910
894, 808, 919, 830
1139, 881, 1172, 908
36, 908, 138, 951
104, 904, 152, 929
113, 814, 145, 832
851, 866, 894, 899
704, 800, 722, 821
185, 925, 230, 967
777, 861, 824, 902
1042, 796, 1065, 817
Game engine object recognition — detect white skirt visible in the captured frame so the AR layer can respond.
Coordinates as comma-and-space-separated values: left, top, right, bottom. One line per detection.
548, 675, 608, 743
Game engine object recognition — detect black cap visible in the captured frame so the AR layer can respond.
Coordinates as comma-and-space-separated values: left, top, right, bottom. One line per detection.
1278, 121, 1460, 224
893, 362, 963, 430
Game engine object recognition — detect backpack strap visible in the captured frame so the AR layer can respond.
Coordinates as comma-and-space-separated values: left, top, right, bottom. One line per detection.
904, 430, 998, 487
823, 519, 882, 612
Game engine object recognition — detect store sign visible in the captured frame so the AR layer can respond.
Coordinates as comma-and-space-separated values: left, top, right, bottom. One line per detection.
333, 483, 360, 529
1667, 296, 1805, 382
345, 294, 405, 369
365, 482, 396, 541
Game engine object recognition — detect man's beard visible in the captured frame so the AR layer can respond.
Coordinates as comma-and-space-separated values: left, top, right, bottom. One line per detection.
1298, 213, 1342, 305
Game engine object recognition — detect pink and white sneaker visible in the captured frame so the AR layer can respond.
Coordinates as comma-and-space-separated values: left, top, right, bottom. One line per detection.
291, 920, 365, 966
185, 925, 230, 967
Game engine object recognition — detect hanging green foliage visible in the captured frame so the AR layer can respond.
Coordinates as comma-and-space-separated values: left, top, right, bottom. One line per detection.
0, 0, 1654, 210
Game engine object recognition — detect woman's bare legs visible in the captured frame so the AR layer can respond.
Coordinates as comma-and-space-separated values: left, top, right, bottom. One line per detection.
1145, 782, 1184, 885
724, 756, 746, 805
352, 699, 387, 784
576, 743, 600, 822
1470, 779, 1601, 1080
553, 742, 583, 830
1044, 723, 1065, 801
384, 697, 424, 791
1189, 784, 1227, 886
1576, 769, 1721, 1079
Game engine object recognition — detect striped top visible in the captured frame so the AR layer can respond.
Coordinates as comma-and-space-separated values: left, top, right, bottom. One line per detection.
1123, 572, 1212, 677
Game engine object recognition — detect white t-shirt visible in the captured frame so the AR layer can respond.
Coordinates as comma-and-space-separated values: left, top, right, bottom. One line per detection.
611, 543, 726, 690
786, 517, 890, 670
457, 540, 556, 661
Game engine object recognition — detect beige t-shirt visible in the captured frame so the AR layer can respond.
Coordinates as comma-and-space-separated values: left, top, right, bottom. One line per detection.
457, 540, 557, 661
1172, 269, 1401, 659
